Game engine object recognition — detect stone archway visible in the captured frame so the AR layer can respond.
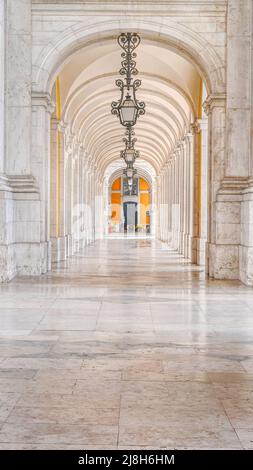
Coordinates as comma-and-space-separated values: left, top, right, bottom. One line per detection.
1, 1, 252, 285
31, 16, 225, 279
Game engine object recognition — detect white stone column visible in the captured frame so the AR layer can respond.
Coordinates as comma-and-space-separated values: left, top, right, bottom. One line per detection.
196, 118, 208, 266
73, 148, 80, 253
83, 161, 89, 246
157, 175, 161, 240
161, 170, 166, 241
95, 173, 103, 241
204, 0, 252, 282
31, 93, 54, 272
236, 0, 253, 285
174, 148, 180, 250
6, 0, 32, 175
88, 163, 95, 243
85, 159, 93, 245
163, 169, 167, 242
167, 162, 171, 243
50, 120, 68, 262
171, 154, 176, 248
178, 146, 183, 253
163, 167, 168, 242
65, 150, 74, 257
178, 142, 186, 255
188, 132, 195, 262
185, 129, 197, 263
78, 147, 86, 250
183, 138, 189, 258
159, 172, 163, 240
1, 1, 50, 281
204, 95, 229, 278
0, 0, 5, 174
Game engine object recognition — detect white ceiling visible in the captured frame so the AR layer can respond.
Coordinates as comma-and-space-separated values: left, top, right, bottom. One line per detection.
58, 37, 202, 180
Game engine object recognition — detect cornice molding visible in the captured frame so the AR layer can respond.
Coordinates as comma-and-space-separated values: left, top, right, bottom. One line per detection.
0, 175, 40, 194
32, 1, 227, 17
32, 92, 55, 114
58, 120, 68, 133
190, 119, 201, 134
203, 93, 226, 115
218, 177, 249, 198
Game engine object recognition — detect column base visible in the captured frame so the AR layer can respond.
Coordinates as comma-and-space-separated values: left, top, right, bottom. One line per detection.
190, 237, 197, 263
239, 188, 253, 285
0, 179, 49, 281
239, 246, 253, 286
196, 238, 207, 266
73, 238, 80, 253
167, 231, 173, 244
0, 244, 17, 282
179, 232, 185, 254
209, 243, 239, 279
67, 234, 74, 257
171, 230, 180, 251
51, 236, 68, 263
183, 233, 193, 259
16, 241, 50, 276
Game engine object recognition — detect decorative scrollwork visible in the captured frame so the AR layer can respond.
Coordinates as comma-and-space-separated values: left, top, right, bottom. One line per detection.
116, 78, 124, 86
133, 79, 141, 90
116, 33, 142, 88
111, 32, 145, 129
111, 99, 121, 117
117, 33, 141, 54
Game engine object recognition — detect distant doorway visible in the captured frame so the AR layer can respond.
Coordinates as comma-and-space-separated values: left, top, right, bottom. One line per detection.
123, 202, 137, 233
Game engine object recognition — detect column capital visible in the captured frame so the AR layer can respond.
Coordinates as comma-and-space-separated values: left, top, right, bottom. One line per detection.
177, 140, 186, 150
57, 120, 68, 133
202, 93, 226, 115
86, 155, 94, 171
197, 117, 208, 131
190, 120, 201, 134
164, 161, 170, 171
32, 91, 55, 115
65, 133, 75, 154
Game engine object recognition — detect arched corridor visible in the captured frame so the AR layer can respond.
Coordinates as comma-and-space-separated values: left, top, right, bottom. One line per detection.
1, 0, 253, 452
47, 32, 208, 268
2, 1, 252, 285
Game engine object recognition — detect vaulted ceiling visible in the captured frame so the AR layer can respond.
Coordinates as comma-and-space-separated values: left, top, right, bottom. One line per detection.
57, 38, 202, 181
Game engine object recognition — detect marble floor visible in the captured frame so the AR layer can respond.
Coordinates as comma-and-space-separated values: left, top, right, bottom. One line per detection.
0, 239, 253, 449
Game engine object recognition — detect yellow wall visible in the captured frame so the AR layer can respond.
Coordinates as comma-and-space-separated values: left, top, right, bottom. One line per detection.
112, 178, 121, 191
139, 178, 150, 226
139, 178, 149, 190
110, 176, 150, 227
111, 179, 121, 222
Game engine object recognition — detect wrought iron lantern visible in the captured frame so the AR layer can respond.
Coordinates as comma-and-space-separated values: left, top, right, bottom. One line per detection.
126, 167, 134, 179
120, 127, 139, 165
111, 33, 145, 127
128, 177, 133, 188
123, 164, 137, 179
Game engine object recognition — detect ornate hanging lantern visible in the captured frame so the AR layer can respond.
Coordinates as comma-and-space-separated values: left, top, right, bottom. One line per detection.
111, 33, 145, 127
120, 127, 139, 165
123, 164, 137, 179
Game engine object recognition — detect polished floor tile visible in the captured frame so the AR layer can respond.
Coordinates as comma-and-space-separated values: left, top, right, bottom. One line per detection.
0, 238, 253, 449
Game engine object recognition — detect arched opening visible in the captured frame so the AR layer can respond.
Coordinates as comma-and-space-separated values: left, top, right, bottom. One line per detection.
107, 174, 153, 236
31, 22, 225, 276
